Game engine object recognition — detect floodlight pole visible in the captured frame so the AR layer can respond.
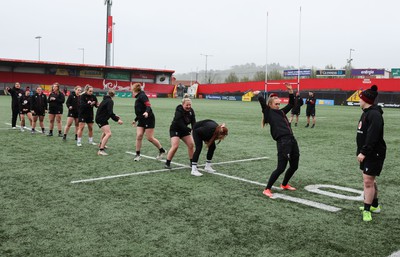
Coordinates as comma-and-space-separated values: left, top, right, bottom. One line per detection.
348, 48, 355, 78
78, 48, 85, 64
200, 53, 212, 83
112, 22, 115, 66
105, 0, 113, 66
35, 36, 42, 61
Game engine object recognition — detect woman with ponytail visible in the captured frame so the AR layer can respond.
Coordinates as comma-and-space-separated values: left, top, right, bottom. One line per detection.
191, 120, 228, 177
254, 83, 300, 199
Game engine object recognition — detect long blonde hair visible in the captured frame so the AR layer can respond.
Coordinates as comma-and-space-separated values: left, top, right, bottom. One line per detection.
207, 124, 228, 147
131, 83, 142, 93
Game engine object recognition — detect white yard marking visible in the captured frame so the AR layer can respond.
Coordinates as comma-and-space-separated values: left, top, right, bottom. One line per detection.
72, 152, 341, 212
71, 166, 187, 184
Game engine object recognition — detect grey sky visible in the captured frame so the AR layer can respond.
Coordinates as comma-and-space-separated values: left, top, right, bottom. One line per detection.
2, 0, 399, 73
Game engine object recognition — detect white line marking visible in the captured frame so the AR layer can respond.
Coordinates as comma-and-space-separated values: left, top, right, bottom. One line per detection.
126, 152, 188, 167
72, 151, 341, 212
5, 123, 31, 131
273, 194, 341, 212
70, 166, 187, 184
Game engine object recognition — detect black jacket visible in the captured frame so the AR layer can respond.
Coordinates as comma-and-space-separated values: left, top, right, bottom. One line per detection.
48, 91, 65, 110
356, 105, 386, 159
305, 96, 316, 111
193, 119, 218, 141
95, 96, 119, 123
170, 105, 196, 133
19, 95, 32, 112
7, 87, 24, 107
258, 93, 294, 141
292, 95, 304, 112
79, 93, 98, 117
134, 91, 153, 122
31, 93, 48, 113
66, 92, 80, 112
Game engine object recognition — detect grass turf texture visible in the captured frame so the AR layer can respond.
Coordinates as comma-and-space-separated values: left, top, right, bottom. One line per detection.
1, 96, 399, 257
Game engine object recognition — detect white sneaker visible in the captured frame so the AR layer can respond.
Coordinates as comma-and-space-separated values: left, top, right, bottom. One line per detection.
77, 142, 82, 147
12, 127, 16, 130
97, 150, 108, 156
156, 151, 166, 160
134, 155, 141, 161
89, 141, 97, 146
204, 165, 216, 173
20, 127, 24, 132
191, 168, 203, 177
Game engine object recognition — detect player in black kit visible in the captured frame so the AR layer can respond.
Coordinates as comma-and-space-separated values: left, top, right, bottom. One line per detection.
164, 94, 196, 169
289, 91, 303, 127
47, 83, 65, 136
77, 85, 98, 146
31, 87, 47, 134
356, 85, 386, 222
95, 89, 123, 156
254, 83, 300, 198
6, 82, 24, 129
305, 91, 316, 128
131, 83, 166, 161
18, 89, 33, 132
62, 86, 82, 140
190, 120, 228, 177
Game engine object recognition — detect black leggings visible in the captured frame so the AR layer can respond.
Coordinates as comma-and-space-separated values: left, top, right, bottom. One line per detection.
11, 105, 20, 127
192, 130, 216, 163
266, 137, 300, 189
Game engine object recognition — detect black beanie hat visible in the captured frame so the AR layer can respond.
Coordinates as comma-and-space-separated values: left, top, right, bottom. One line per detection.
359, 85, 378, 105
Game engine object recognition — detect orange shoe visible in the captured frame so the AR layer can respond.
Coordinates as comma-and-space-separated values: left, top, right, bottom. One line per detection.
280, 184, 296, 191
263, 189, 273, 198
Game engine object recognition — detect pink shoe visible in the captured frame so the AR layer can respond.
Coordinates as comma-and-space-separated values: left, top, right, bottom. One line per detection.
263, 189, 273, 198
280, 184, 296, 191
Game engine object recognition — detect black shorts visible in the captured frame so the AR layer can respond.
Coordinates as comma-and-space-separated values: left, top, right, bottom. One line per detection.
49, 107, 63, 115
68, 110, 79, 118
137, 116, 155, 129
79, 115, 94, 124
306, 108, 315, 117
20, 110, 31, 115
170, 129, 191, 138
33, 112, 45, 117
291, 109, 301, 115
360, 159, 384, 176
97, 121, 109, 128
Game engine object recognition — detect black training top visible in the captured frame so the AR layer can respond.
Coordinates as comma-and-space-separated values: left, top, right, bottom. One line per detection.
356, 105, 386, 159
19, 95, 32, 112
79, 93, 98, 117
134, 91, 153, 122
95, 95, 119, 123
66, 91, 80, 113
31, 93, 48, 113
292, 95, 304, 112
193, 119, 218, 141
170, 104, 196, 133
7, 87, 24, 107
48, 91, 65, 110
305, 96, 316, 111
258, 93, 294, 141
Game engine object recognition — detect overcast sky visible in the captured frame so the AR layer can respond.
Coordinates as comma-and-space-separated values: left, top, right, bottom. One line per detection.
1, 0, 399, 73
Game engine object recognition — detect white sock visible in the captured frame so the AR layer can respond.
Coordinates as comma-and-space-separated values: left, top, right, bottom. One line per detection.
77, 138, 82, 143
89, 137, 93, 143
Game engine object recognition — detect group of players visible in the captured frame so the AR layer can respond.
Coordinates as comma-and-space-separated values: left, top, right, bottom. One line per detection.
6, 81, 385, 221
6, 82, 229, 177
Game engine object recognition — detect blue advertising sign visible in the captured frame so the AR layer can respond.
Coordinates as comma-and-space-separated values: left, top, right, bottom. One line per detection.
283, 69, 312, 77
351, 69, 385, 76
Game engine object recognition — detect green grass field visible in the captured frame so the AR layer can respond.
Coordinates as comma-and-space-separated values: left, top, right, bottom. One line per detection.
1, 95, 399, 257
